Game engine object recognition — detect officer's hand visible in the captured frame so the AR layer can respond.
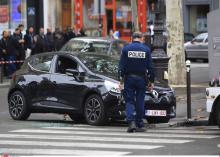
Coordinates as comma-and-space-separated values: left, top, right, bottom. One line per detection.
147, 83, 154, 92
119, 83, 124, 91
2, 49, 6, 54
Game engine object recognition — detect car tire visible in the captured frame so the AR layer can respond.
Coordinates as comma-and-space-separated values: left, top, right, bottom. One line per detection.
84, 94, 106, 126
68, 114, 85, 123
8, 91, 30, 120
146, 117, 170, 124
215, 103, 220, 128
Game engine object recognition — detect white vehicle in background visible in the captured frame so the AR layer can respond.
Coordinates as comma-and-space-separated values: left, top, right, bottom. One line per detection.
206, 81, 220, 128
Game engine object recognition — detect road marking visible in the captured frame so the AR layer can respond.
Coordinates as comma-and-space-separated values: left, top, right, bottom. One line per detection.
43, 126, 220, 134
0, 140, 163, 150
10, 129, 219, 139
0, 148, 130, 156
0, 134, 193, 144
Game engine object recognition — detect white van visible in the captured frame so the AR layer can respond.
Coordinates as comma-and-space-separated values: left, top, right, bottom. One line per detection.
206, 86, 220, 128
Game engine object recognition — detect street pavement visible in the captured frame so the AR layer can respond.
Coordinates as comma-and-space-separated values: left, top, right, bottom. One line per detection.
1, 62, 220, 155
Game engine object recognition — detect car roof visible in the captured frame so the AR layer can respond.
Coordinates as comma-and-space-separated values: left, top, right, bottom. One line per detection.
70, 37, 128, 43
30, 51, 119, 59
70, 37, 111, 43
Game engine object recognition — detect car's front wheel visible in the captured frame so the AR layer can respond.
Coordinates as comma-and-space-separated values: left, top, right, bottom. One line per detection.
8, 91, 30, 120
84, 94, 106, 126
146, 117, 170, 124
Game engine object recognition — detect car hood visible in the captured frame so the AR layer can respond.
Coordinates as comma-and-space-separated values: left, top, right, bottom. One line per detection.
95, 72, 172, 92
184, 41, 192, 47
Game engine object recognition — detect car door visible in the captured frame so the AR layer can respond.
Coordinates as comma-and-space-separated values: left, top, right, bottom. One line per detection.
186, 33, 207, 59
199, 35, 208, 59
28, 54, 55, 106
49, 54, 87, 111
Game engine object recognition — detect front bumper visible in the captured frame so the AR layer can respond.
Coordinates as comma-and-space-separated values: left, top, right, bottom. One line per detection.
103, 91, 176, 119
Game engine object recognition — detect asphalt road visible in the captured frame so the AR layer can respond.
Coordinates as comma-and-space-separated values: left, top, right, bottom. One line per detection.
0, 62, 219, 156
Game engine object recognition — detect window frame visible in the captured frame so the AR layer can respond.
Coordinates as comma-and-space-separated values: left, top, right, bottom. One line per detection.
28, 54, 55, 73
52, 54, 84, 76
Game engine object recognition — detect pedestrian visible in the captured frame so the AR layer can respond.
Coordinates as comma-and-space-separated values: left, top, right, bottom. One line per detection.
118, 32, 155, 133
0, 31, 17, 78
46, 28, 55, 52
77, 28, 86, 37
18, 24, 25, 39
24, 26, 36, 57
13, 28, 25, 69
53, 27, 64, 51
33, 28, 48, 54
64, 26, 76, 43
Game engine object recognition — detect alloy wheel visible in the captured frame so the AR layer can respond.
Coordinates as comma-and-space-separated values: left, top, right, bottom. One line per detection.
85, 98, 101, 123
9, 94, 24, 118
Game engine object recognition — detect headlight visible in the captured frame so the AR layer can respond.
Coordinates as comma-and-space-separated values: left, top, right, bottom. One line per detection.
104, 80, 121, 94
206, 89, 209, 96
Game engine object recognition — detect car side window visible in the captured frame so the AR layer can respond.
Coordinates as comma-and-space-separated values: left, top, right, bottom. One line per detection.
194, 33, 207, 43
56, 56, 78, 74
29, 55, 54, 72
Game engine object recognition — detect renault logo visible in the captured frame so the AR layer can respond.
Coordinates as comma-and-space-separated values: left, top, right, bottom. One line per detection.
152, 90, 159, 99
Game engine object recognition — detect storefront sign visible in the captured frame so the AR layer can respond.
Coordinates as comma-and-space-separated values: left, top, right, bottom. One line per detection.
11, 0, 22, 22
0, 6, 9, 30
213, 37, 220, 51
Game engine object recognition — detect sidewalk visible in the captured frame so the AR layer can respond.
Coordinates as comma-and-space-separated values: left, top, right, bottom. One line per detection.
170, 83, 209, 126
0, 78, 10, 88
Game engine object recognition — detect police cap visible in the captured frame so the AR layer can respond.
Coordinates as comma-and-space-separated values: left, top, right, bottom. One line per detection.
132, 31, 143, 39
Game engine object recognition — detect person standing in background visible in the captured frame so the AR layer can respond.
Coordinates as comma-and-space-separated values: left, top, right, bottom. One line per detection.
12, 28, 25, 69
0, 31, 17, 78
54, 28, 64, 51
34, 28, 48, 54
46, 28, 55, 52
24, 26, 36, 57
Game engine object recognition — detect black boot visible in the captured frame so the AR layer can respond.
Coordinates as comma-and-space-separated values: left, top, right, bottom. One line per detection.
136, 127, 146, 132
127, 121, 136, 133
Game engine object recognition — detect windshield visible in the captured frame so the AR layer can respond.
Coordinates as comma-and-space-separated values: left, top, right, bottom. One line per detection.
78, 53, 119, 80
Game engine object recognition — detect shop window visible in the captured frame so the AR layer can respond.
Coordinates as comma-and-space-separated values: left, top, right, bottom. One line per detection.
0, 0, 26, 32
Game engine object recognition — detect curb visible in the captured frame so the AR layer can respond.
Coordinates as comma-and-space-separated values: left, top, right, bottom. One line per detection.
0, 82, 10, 88
171, 84, 208, 88
145, 118, 209, 129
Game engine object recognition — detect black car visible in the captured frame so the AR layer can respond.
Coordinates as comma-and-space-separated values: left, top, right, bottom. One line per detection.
8, 51, 176, 125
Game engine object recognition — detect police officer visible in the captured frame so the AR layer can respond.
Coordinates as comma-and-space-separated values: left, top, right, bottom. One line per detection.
119, 32, 154, 133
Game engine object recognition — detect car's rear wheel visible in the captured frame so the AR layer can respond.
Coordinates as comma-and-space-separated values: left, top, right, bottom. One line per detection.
84, 94, 106, 126
8, 91, 30, 120
146, 117, 170, 124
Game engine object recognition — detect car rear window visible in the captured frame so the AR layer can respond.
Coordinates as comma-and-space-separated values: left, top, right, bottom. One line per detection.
29, 55, 54, 72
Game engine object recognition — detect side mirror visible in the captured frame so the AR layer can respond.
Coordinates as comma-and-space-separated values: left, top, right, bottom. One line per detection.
65, 69, 86, 82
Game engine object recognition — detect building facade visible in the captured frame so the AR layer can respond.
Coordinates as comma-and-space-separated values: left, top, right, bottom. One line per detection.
0, 0, 27, 32
182, 0, 219, 36
73, 0, 166, 41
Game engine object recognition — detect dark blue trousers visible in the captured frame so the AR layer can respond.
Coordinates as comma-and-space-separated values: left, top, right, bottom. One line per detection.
124, 76, 146, 127
6, 55, 16, 78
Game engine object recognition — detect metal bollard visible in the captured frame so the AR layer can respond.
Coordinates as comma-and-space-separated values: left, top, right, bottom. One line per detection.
186, 60, 191, 119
